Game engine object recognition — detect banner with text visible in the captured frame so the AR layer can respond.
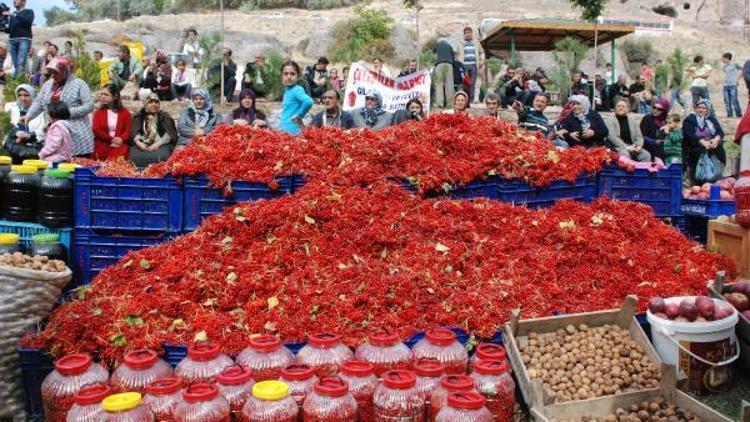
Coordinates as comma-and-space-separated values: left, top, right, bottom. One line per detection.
342, 61, 431, 113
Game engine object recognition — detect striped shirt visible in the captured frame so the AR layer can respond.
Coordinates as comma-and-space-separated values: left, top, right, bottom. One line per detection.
463, 41, 477, 67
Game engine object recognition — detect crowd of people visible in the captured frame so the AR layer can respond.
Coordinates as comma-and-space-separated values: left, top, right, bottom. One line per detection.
0, 1, 745, 186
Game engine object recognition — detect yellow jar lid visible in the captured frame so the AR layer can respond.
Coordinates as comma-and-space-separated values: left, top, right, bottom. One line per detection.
57, 163, 81, 172
0, 156, 11, 165
102, 392, 142, 412
22, 159, 49, 170
0, 233, 20, 245
252, 380, 289, 401
11, 165, 36, 175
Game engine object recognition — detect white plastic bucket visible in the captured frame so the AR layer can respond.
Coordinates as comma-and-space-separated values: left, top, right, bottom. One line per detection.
647, 296, 740, 395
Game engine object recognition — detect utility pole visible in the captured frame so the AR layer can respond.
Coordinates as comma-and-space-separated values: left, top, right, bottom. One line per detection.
220, 0, 225, 106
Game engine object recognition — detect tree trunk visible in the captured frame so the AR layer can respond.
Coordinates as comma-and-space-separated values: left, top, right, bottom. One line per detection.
416, 8, 421, 68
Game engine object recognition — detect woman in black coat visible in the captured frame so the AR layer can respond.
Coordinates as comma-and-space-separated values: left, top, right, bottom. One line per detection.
682, 99, 725, 183
557, 95, 609, 148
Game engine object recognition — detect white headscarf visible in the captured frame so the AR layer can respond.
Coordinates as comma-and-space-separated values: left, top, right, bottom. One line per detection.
569, 95, 592, 131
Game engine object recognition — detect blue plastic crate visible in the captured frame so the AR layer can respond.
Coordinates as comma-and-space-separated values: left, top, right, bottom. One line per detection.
72, 230, 177, 286
183, 176, 295, 232
19, 348, 53, 421
598, 163, 683, 217
659, 215, 687, 234
0, 220, 72, 255
74, 167, 183, 233
292, 175, 307, 193
497, 174, 598, 208
681, 185, 735, 218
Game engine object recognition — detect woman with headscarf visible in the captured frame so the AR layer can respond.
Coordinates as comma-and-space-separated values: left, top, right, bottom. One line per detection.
393, 98, 426, 124
224, 89, 267, 127
351, 89, 394, 130
142, 50, 173, 101
2, 84, 47, 163
177, 88, 219, 147
683, 99, 726, 183
22, 56, 95, 157
92, 84, 131, 161
130, 93, 178, 168
639, 97, 671, 161
448, 91, 470, 115
558, 94, 608, 148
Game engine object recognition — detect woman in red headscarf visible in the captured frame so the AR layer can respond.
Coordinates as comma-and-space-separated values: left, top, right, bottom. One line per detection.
22, 55, 95, 157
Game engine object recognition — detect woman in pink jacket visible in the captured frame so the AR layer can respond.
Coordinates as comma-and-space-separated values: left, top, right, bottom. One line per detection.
38, 101, 72, 164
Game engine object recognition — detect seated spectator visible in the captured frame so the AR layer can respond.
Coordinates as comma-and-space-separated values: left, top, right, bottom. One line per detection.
109, 44, 143, 92
605, 99, 651, 162
449, 91, 470, 115
662, 114, 684, 165
130, 93, 178, 168
242, 53, 271, 97
92, 84, 131, 161
329, 68, 344, 92
557, 95, 608, 148
224, 89, 267, 128
0, 42, 14, 85
485, 92, 501, 118
609, 75, 630, 107
532, 68, 548, 91
629, 76, 646, 101
593, 74, 606, 110
177, 89, 219, 147
93, 51, 103, 62
34, 42, 57, 87
171, 59, 193, 102
635, 88, 653, 115
311, 90, 353, 129
351, 90, 394, 130
2, 84, 46, 163
571, 70, 588, 96
683, 99, 726, 183
61, 40, 74, 58
210, 47, 237, 102
640, 98, 671, 161
141, 50, 172, 101
38, 101, 72, 164
304, 56, 330, 100
398, 59, 418, 78
499, 68, 527, 107
513, 93, 551, 137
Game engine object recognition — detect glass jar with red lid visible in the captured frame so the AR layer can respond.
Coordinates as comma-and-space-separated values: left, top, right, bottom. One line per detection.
373, 369, 425, 421
236, 335, 294, 381
470, 360, 515, 422
413, 358, 445, 410
429, 374, 476, 421
41, 353, 110, 422
65, 384, 111, 422
175, 342, 234, 385
302, 377, 358, 421
469, 343, 507, 372
102, 392, 155, 421
241, 380, 299, 422
411, 329, 468, 375
216, 366, 255, 418
143, 377, 185, 422
110, 349, 174, 394
338, 361, 378, 421
355, 332, 414, 377
736, 170, 750, 227
296, 333, 354, 377
174, 383, 231, 422
279, 364, 318, 409
435, 392, 492, 422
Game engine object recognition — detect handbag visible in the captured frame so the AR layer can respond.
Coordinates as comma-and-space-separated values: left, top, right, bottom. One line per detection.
3, 126, 41, 163
695, 152, 724, 183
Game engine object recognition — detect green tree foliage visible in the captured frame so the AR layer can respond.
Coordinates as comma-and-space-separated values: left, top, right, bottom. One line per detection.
263, 52, 285, 101
550, 37, 588, 102
666, 48, 689, 90
568, 0, 608, 22
329, 6, 394, 64
621, 39, 654, 67
72, 31, 101, 88
44, 7, 78, 26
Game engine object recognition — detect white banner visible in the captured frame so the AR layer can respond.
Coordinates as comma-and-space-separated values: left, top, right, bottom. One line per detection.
342, 61, 431, 113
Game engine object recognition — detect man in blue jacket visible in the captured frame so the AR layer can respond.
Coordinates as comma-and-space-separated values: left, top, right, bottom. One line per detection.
5, 0, 34, 78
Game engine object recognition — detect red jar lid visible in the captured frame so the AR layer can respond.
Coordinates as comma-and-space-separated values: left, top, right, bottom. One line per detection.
146, 377, 183, 395
188, 342, 221, 361
340, 360, 375, 377
74, 384, 111, 405
413, 358, 445, 377
281, 364, 315, 381
440, 375, 474, 391
741, 170, 750, 178
447, 391, 486, 410
474, 359, 509, 376
475, 343, 506, 362
309, 332, 341, 347
424, 328, 456, 346
217, 366, 254, 386
368, 331, 399, 347
381, 370, 416, 390
54, 354, 93, 376
183, 383, 219, 403
249, 335, 282, 353
314, 377, 349, 397
123, 349, 159, 369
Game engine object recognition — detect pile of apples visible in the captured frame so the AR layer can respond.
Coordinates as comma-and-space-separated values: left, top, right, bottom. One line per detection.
723, 280, 750, 320
682, 177, 736, 201
648, 296, 737, 322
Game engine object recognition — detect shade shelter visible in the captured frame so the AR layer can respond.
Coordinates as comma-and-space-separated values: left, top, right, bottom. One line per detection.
480, 18, 636, 84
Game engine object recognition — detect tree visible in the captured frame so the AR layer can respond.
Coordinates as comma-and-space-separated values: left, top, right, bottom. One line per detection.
550, 37, 588, 102
569, 0, 609, 73
44, 6, 78, 26
329, 6, 393, 64
72, 30, 101, 88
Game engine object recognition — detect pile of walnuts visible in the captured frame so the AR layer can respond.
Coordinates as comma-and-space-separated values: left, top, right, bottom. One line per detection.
0, 253, 67, 273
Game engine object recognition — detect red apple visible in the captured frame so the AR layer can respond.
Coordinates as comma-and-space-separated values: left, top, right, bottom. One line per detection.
724, 293, 750, 312
648, 297, 666, 314
665, 303, 680, 319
